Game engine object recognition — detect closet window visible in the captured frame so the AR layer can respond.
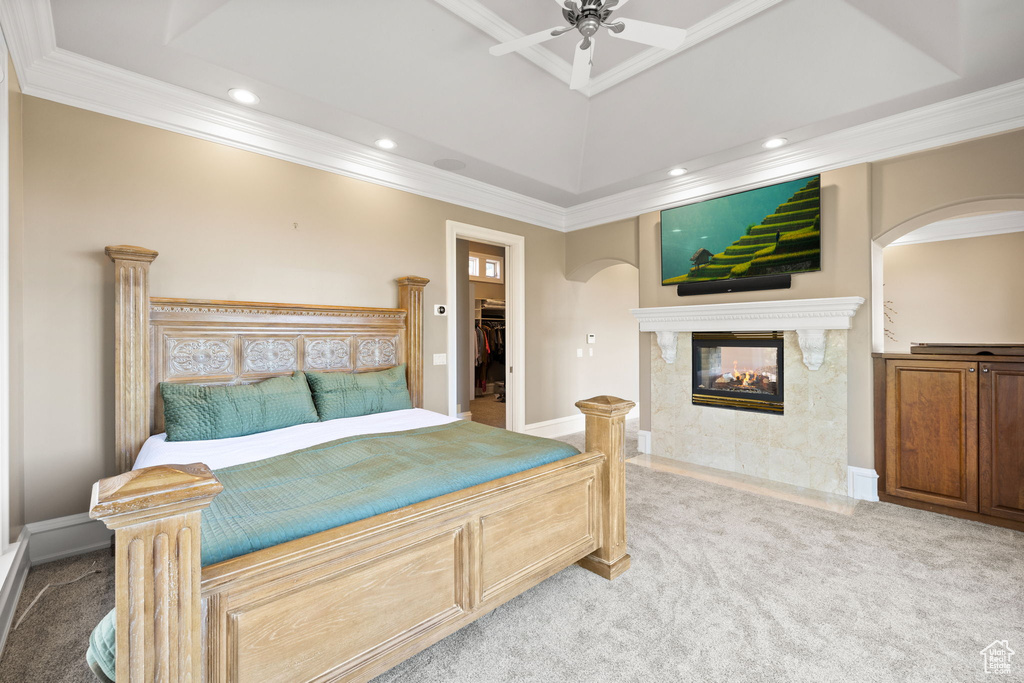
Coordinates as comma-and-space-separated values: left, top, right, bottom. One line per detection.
469, 252, 504, 284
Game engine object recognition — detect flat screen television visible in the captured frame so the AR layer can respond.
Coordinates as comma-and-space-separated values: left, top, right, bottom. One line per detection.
661, 175, 821, 286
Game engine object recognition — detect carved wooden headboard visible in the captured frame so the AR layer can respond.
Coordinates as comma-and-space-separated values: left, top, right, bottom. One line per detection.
106, 245, 428, 473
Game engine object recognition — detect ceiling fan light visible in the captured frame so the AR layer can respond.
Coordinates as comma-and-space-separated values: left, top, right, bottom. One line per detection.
762, 137, 787, 149
375, 138, 398, 150
668, 167, 687, 177
228, 88, 260, 105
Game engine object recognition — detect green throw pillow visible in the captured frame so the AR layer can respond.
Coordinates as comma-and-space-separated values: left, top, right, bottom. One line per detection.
306, 365, 413, 421
161, 372, 319, 442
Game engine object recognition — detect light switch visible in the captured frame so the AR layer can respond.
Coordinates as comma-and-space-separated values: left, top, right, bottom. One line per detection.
589, 348, 594, 357
433, 353, 447, 365
576, 348, 583, 358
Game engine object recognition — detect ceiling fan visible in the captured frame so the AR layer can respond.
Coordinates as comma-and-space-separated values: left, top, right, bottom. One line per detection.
489, 0, 688, 91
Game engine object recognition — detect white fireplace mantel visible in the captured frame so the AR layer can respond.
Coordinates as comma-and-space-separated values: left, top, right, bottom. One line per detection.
631, 297, 865, 370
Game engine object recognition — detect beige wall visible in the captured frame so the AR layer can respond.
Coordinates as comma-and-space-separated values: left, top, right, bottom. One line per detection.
872, 128, 1024, 242
8, 58, 24, 536
565, 218, 638, 282
16, 97, 633, 522
637, 166, 875, 468
883, 231, 1024, 353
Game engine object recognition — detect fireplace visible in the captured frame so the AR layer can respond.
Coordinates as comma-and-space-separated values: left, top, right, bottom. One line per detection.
692, 332, 784, 414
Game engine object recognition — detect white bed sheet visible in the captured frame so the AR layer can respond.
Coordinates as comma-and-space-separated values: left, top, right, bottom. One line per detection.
133, 408, 460, 471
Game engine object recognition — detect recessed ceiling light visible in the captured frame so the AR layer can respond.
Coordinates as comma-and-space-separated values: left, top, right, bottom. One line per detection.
228, 88, 260, 105
762, 137, 787, 149
668, 167, 687, 177
375, 138, 398, 150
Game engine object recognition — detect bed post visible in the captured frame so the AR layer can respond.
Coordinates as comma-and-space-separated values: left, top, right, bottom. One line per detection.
106, 245, 159, 473
575, 395, 635, 580
90, 463, 222, 682
396, 276, 429, 408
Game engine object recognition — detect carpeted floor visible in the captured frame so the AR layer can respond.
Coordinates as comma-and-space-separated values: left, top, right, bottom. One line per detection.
470, 394, 506, 429
2, 424, 1022, 682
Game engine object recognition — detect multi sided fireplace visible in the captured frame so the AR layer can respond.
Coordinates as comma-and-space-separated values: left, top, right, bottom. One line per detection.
692, 332, 784, 414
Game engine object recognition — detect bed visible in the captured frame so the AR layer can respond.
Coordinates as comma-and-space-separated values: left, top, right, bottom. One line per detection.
88, 245, 634, 682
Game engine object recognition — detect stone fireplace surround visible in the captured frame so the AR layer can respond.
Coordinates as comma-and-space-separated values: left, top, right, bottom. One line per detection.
633, 298, 864, 496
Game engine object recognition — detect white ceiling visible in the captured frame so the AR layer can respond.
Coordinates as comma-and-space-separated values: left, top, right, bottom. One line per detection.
9, 0, 1024, 228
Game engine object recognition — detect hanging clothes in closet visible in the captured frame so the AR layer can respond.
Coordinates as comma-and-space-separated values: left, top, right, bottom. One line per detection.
475, 319, 505, 397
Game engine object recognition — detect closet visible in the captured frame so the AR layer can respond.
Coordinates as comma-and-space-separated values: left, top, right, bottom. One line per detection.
475, 299, 506, 402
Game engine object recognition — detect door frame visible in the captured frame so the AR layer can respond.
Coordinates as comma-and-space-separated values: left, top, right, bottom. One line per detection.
445, 221, 525, 432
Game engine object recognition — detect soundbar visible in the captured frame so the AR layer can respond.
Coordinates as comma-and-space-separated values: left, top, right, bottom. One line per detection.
677, 274, 791, 297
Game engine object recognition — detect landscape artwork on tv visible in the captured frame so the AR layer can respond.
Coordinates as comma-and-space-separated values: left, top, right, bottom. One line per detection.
661, 175, 821, 285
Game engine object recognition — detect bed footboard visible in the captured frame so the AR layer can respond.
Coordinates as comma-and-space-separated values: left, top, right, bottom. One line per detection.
89, 463, 223, 682
575, 396, 634, 579
90, 396, 634, 682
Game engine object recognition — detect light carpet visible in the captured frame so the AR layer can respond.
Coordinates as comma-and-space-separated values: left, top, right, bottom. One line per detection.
1, 426, 1022, 682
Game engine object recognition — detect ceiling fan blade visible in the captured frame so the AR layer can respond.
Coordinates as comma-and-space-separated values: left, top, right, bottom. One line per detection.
602, 0, 634, 10
607, 18, 686, 50
490, 26, 570, 56
569, 39, 593, 91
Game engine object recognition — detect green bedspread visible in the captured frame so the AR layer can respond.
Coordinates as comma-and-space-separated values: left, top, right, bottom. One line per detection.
87, 421, 579, 681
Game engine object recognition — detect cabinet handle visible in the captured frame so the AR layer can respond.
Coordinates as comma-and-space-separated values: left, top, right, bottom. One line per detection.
982, 368, 989, 373
969, 368, 975, 372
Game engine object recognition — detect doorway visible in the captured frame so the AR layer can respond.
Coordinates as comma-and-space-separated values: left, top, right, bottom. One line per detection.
461, 240, 506, 428
445, 221, 525, 432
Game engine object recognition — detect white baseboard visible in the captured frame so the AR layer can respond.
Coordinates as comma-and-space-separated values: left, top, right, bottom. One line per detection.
848, 466, 880, 501
523, 406, 639, 438
25, 512, 112, 566
0, 530, 31, 658
457, 411, 472, 420
637, 430, 652, 454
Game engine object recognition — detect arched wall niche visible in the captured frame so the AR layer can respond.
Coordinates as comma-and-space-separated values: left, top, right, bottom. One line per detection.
566, 257, 637, 283
875, 198, 1024, 247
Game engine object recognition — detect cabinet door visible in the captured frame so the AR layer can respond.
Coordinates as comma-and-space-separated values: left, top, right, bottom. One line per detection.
886, 360, 978, 511
979, 362, 1024, 522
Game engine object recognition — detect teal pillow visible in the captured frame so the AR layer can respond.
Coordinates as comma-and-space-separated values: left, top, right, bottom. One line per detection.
161, 372, 319, 442
306, 365, 413, 421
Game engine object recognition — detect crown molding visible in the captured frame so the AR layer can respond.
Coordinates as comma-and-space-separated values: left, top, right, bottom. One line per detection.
433, 0, 782, 97
2, 0, 1024, 235
889, 211, 1024, 246
563, 77, 1024, 230
0, 0, 567, 231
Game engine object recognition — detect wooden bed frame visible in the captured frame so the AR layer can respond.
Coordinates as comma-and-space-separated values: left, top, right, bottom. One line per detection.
89, 245, 634, 682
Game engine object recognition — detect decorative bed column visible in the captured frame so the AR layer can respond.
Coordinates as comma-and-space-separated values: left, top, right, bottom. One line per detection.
90, 463, 223, 682
396, 276, 429, 408
105, 245, 159, 474
575, 395, 635, 579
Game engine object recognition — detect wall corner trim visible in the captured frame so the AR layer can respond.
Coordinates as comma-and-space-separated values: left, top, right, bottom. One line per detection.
0, 531, 31, 659
523, 406, 639, 439
637, 430, 652, 454
24, 512, 112, 566
847, 466, 880, 502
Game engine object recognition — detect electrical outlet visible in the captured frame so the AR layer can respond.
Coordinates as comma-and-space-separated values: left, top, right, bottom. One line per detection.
576, 348, 583, 358
433, 353, 447, 365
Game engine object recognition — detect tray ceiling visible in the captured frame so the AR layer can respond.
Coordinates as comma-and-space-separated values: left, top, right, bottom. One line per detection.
14, 0, 1024, 227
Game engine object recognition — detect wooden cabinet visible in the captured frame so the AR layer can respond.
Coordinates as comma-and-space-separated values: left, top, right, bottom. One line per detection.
979, 362, 1024, 523
875, 352, 1024, 531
